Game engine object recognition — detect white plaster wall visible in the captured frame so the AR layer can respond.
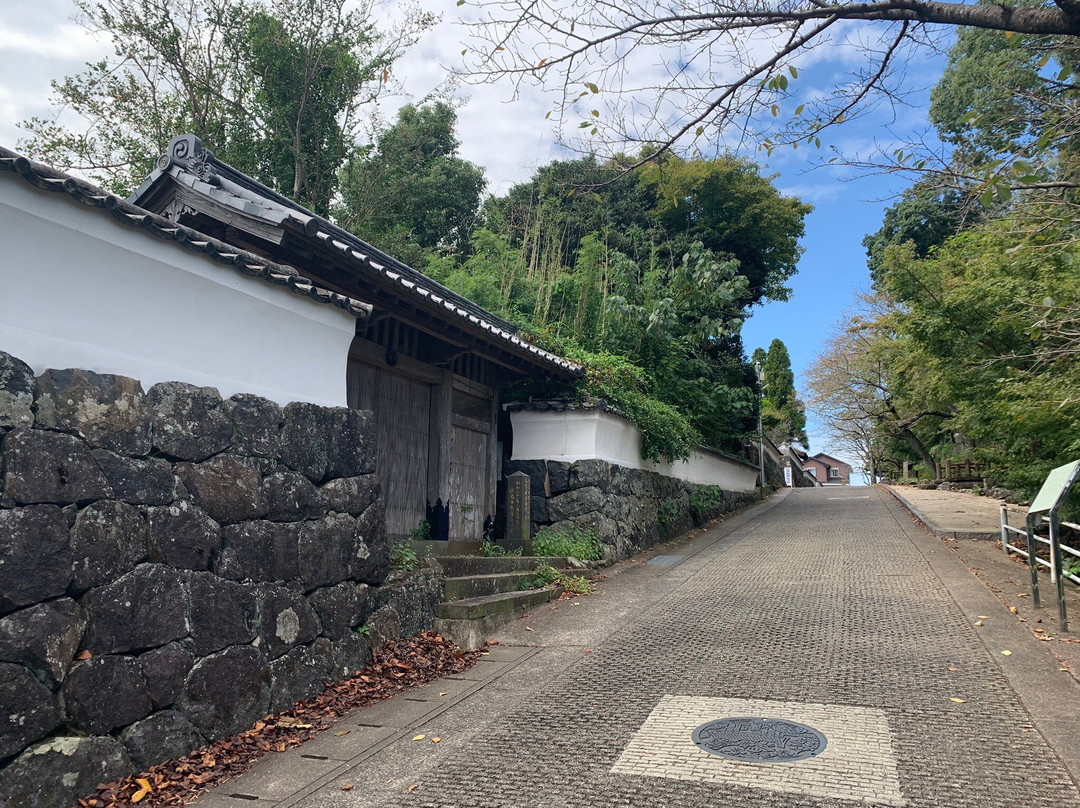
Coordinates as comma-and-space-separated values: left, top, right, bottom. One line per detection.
510, 409, 759, 492
0, 179, 356, 406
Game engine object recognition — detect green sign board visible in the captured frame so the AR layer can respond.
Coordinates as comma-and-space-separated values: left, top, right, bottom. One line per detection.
1029, 460, 1080, 515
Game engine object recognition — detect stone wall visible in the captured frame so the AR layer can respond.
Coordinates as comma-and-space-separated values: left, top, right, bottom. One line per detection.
0, 349, 439, 808
503, 458, 758, 560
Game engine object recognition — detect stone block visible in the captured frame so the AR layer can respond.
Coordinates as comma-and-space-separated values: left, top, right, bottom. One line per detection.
0, 735, 132, 808
35, 368, 152, 455
92, 449, 184, 506
176, 455, 267, 525
70, 500, 149, 592
0, 351, 35, 432
547, 486, 605, 522
329, 632, 371, 680
546, 461, 571, 495
268, 646, 327, 713
298, 512, 358, 590
1, 428, 112, 505
81, 564, 189, 654
223, 394, 282, 459
530, 494, 548, 524
0, 662, 63, 759
0, 598, 85, 689
187, 572, 256, 657
365, 606, 400, 652
569, 459, 611, 491
263, 469, 328, 522
146, 500, 221, 571
176, 645, 270, 739
146, 382, 233, 462
279, 402, 334, 482
321, 474, 379, 516
353, 500, 389, 585
0, 505, 73, 616
327, 408, 376, 478
219, 521, 300, 582
63, 655, 152, 734
121, 710, 206, 770
307, 582, 373, 640
378, 570, 440, 638
139, 642, 194, 709
255, 583, 319, 659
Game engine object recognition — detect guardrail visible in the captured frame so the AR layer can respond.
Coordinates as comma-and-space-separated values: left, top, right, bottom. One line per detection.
1001, 508, 1080, 587
999, 460, 1080, 632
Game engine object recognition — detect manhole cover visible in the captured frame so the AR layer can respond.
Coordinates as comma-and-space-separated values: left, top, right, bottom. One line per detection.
691, 717, 827, 762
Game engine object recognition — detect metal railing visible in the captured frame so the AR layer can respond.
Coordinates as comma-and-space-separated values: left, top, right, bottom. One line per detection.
1001, 506, 1080, 587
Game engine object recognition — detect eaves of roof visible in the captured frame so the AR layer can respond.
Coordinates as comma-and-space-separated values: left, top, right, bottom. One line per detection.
0, 146, 374, 322
131, 134, 582, 379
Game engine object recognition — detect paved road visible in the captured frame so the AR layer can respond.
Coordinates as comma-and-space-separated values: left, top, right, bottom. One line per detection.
199, 487, 1080, 808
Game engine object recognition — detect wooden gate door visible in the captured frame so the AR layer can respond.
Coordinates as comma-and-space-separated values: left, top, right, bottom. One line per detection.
448, 424, 489, 540
348, 362, 431, 539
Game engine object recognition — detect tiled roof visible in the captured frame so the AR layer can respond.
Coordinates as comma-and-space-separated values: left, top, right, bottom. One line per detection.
130, 134, 582, 377
0, 146, 374, 322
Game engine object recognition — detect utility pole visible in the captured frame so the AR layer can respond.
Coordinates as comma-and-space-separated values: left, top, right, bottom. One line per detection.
755, 361, 766, 493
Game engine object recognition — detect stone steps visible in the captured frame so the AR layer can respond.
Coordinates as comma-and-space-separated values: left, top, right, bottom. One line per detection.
443, 571, 536, 602
434, 587, 560, 651
435, 555, 577, 578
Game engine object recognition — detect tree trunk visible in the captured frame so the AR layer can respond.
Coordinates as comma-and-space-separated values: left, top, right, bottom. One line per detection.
899, 427, 938, 479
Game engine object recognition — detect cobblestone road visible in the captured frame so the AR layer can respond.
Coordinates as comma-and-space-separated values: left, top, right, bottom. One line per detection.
217, 487, 1080, 808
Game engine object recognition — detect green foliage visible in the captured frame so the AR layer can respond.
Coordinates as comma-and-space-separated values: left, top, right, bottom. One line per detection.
557, 573, 593, 595
531, 525, 603, 561
656, 500, 680, 530
517, 565, 561, 589
18, 0, 435, 205
336, 103, 487, 265
688, 485, 724, 522
354, 624, 371, 637
389, 541, 422, 571
757, 338, 808, 447
410, 520, 431, 541
516, 565, 594, 594
863, 182, 965, 287
480, 540, 523, 557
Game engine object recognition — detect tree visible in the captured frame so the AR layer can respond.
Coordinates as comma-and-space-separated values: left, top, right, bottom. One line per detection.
19, 0, 435, 208
757, 339, 808, 447
461, 0, 1080, 180
336, 103, 487, 265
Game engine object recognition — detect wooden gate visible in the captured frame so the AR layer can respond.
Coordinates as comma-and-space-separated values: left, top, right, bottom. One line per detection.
347, 362, 431, 538
447, 388, 495, 541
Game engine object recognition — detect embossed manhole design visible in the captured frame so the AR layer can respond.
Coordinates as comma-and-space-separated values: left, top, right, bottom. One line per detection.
691, 717, 828, 762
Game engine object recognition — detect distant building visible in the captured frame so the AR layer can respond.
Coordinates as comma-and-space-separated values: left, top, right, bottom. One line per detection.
804, 452, 853, 485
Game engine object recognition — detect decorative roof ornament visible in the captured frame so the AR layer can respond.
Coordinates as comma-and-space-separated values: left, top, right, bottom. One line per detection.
161, 134, 217, 183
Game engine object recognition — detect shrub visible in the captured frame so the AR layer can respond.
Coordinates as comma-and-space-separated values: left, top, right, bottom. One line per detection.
481, 540, 522, 557
531, 525, 603, 561
389, 541, 422, 572
517, 565, 561, 590
557, 573, 593, 595
411, 520, 431, 541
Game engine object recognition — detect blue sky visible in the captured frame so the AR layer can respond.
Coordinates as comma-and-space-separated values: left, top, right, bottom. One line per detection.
0, 0, 956, 472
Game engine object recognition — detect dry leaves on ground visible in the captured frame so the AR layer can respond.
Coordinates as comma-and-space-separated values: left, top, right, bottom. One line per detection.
72, 632, 479, 808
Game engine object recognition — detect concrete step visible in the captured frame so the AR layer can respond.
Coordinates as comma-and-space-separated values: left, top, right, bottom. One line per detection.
436, 555, 578, 577
443, 571, 536, 601
434, 587, 560, 651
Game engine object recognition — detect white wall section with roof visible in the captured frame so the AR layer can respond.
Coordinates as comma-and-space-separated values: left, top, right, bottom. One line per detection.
0, 176, 356, 406
509, 408, 759, 492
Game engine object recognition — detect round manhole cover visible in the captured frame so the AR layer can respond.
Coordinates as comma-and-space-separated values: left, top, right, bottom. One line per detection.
691, 717, 827, 762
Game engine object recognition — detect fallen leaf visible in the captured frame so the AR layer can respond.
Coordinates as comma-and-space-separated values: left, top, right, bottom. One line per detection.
342, 783, 354, 791
1034, 628, 1045, 633
584, 649, 594, 653
977, 615, 990, 619
334, 730, 351, 737
1009, 606, 1019, 614
431, 737, 441, 743
76, 650, 92, 661
950, 698, 966, 703
525, 627, 534, 632
439, 692, 448, 697
412, 734, 426, 741
975, 620, 984, 626
1002, 650, 1013, 656
275, 742, 286, 752
1022, 728, 1033, 733
947, 666, 961, 672
409, 784, 419, 792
